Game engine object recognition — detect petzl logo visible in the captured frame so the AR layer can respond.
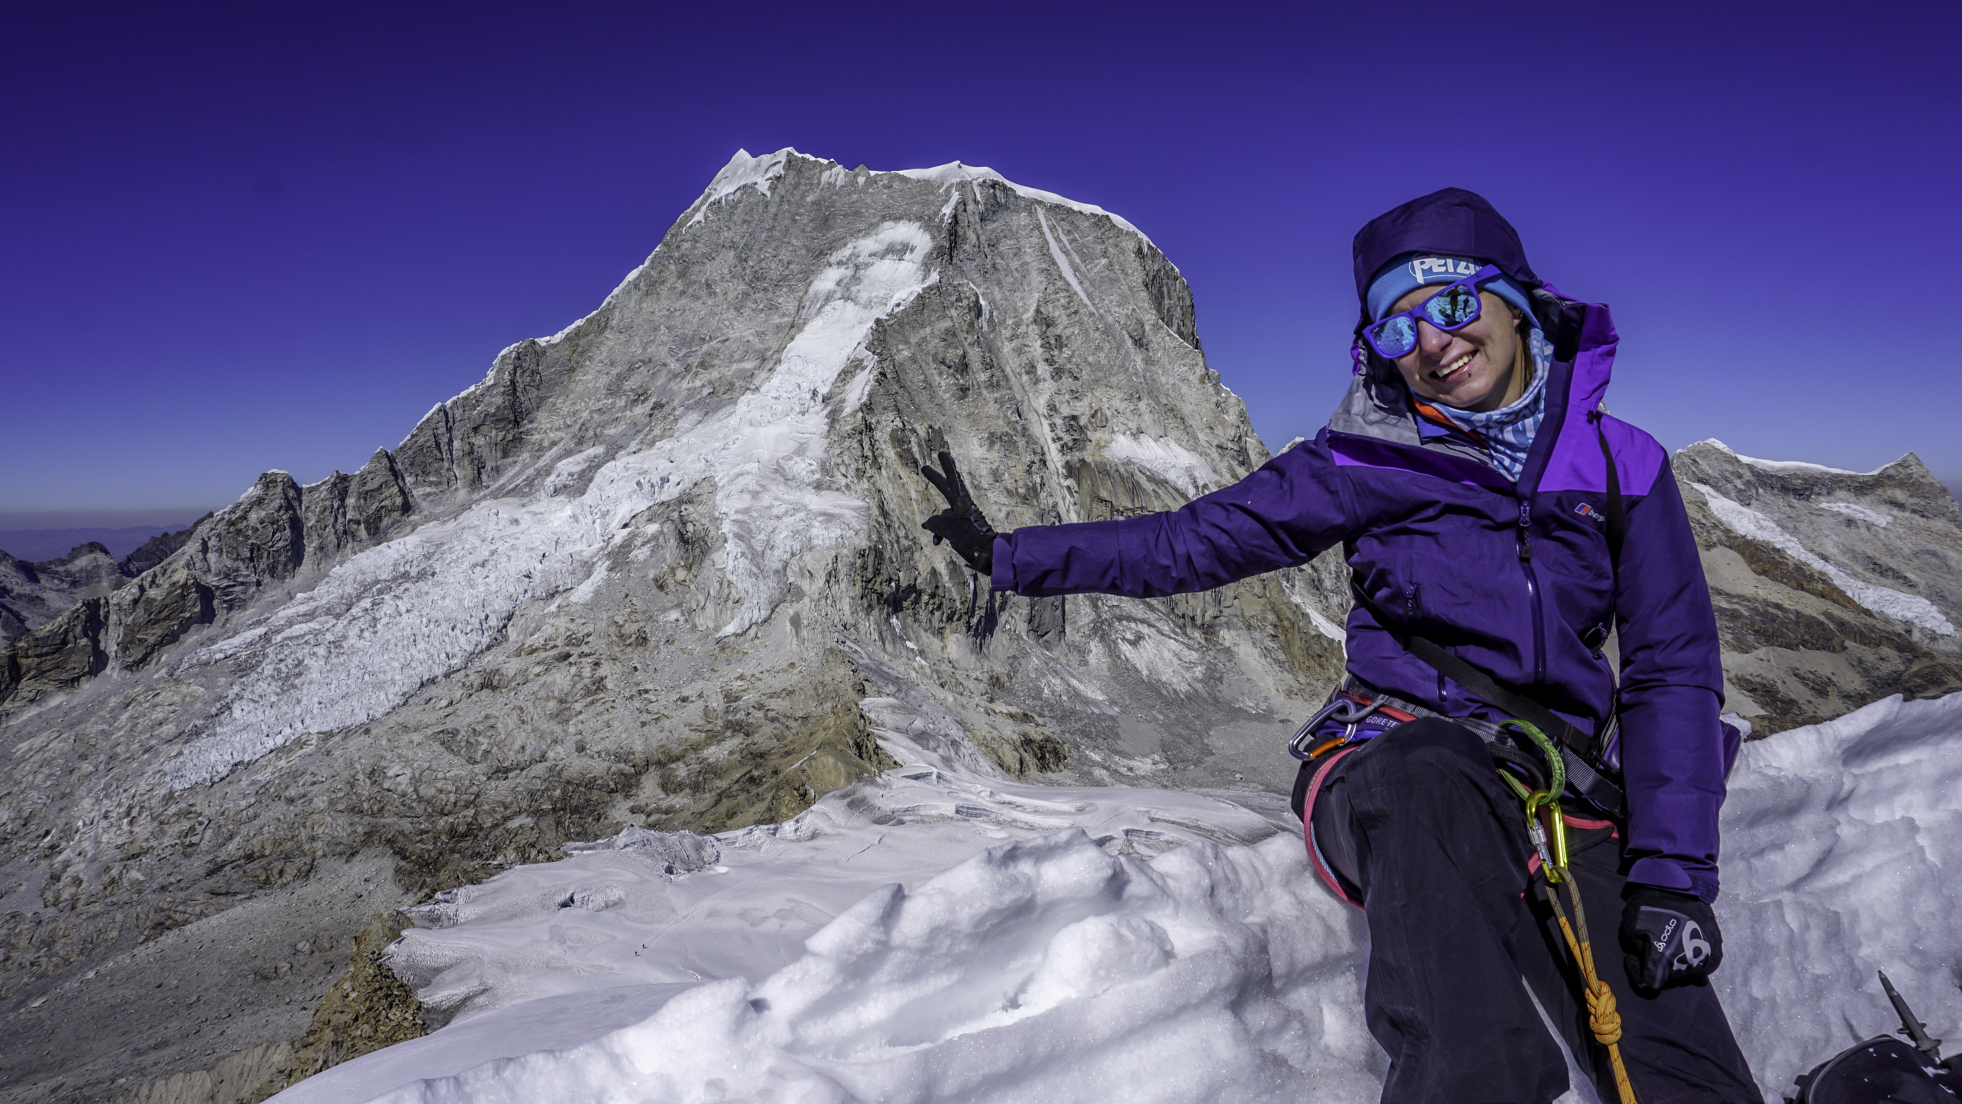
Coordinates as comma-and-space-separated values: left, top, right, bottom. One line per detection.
1408, 256, 1482, 281
1575, 502, 1605, 524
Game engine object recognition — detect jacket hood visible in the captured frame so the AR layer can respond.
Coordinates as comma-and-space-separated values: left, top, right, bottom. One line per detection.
1352, 188, 1543, 331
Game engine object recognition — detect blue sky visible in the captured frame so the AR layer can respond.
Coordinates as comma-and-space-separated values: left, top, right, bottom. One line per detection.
5, 1, 1959, 528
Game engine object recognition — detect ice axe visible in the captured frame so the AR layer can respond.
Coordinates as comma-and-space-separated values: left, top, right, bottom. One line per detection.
1879, 970, 1943, 1060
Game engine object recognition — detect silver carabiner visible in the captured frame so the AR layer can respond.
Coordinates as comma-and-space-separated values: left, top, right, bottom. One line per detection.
1289, 696, 1383, 761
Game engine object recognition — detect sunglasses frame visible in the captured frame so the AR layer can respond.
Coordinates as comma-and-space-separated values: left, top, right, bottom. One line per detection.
1363, 264, 1503, 360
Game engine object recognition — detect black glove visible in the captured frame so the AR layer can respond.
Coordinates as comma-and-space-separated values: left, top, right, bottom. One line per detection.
920, 451, 998, 576
1620, 885, 1722, 992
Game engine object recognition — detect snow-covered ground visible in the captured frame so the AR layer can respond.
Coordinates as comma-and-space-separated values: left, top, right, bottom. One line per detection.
272, 691, 1962, 1104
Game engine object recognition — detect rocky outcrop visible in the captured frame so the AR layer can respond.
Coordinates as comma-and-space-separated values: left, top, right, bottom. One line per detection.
0, 150, 1347, 1102
0, 474, 307, 710
0, 543, 125, 650
119, 517, 211, 578
299, 449, 417, 568
1674, 440, 1962, 733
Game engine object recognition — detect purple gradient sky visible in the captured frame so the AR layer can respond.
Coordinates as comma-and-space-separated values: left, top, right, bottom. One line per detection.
5, 2, 1960, 528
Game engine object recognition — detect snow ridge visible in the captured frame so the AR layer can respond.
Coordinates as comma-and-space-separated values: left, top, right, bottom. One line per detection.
164, 221, 937, 789
895, 160, 1149, 241
684, 148, 792, 228
1697, 438, 1899, 477
1691, 482, 1954, 635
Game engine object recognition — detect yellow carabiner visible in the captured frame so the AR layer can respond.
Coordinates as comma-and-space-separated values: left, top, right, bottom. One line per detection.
1543, 799, 1570, 873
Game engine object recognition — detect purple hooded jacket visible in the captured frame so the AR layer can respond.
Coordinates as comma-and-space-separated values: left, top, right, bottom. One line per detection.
990, 189, 1731, 902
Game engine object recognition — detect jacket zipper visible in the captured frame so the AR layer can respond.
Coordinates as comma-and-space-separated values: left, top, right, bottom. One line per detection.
1518, 499, 1547, 684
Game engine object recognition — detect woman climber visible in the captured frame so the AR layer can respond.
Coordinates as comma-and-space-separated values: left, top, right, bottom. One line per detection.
920, 187, 1761, 1104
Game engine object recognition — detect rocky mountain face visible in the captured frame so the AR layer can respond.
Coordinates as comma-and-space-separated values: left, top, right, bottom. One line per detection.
0, 150, 1347, 1103
0, 545, 125, 651
1673, 441, 1962, 733
0, 520, 206, 653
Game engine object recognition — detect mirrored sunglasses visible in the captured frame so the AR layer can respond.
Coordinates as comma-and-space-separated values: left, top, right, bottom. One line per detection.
1364, 264, 1502, 360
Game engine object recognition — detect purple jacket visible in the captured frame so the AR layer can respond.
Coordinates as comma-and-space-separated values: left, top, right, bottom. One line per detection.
990, 296, 1731, 901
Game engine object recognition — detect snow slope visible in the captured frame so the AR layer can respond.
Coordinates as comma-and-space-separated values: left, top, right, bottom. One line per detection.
272, 691, 1962, 1104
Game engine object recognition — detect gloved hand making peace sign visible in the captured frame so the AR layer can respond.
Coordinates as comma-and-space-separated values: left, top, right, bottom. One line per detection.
920, 451, 999, 577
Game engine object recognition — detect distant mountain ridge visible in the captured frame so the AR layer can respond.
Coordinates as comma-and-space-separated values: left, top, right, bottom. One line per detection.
0, 520, 208, 651
0, 525, 201, 564
1674, 440, 1962, 732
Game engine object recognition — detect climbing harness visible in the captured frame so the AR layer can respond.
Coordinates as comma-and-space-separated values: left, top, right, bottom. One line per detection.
1502, 718, 1639, 1104
1289, 689, 1640, 1102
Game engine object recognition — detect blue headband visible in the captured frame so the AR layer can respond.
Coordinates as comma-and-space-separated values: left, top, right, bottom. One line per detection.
1365, 254, 1538, 329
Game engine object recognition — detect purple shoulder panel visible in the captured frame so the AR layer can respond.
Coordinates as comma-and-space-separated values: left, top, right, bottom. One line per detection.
1329, 432, 1514, 492
1537, 414, 1666, 497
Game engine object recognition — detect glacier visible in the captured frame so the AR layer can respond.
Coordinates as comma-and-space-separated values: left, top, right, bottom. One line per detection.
162, 220, 937, 789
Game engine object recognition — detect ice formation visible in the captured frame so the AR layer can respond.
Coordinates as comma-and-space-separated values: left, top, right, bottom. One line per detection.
1691, 481, 1955, 635
1100, 434, 1221, 498
685, 148, 794, 228
271, 689, 1962, 1104
164, 221, 936, 788
1815, 500, 1893, 527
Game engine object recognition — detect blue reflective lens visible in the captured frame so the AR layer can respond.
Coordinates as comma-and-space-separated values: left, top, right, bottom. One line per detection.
1368, 316, 1417, 358
1423, 286, 1482, 328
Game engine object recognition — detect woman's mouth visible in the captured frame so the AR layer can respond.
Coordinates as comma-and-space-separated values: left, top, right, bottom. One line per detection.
1432, 352, 1474, 381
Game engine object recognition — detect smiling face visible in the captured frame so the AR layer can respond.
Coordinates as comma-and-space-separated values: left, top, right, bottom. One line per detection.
1387, 286, 1525, 412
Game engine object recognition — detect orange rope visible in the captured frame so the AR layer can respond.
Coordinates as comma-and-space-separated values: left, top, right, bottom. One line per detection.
1541, 808, 1637, 1104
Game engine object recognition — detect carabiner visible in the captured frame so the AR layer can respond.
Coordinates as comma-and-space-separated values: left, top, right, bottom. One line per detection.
1288, 695, 1384, 761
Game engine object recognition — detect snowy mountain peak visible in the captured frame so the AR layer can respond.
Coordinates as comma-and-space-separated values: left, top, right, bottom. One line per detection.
0, 148, 1342, 1103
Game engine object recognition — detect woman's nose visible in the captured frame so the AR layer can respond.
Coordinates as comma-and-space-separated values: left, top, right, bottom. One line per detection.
1416, 319, 1455, 358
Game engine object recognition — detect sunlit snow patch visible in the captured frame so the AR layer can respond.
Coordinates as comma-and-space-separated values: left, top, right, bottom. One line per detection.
1100, 434, 1222, 498
684, 148, 793, 228
1815, 500, 1892, 527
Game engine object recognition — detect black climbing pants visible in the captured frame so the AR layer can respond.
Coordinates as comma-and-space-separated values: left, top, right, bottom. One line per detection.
1308, 717, 1763, 1104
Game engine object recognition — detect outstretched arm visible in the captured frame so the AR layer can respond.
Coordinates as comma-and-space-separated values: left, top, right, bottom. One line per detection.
992, 435, 1354, 597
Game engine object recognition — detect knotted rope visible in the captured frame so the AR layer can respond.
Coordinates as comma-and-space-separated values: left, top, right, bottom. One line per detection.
1503, 720, 1638, 1104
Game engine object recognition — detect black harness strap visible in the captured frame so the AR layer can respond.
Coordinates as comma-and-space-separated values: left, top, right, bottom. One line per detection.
1599, 418, 1626, 560
1333, 415, 1632, 818
1399, 634, 1626, 817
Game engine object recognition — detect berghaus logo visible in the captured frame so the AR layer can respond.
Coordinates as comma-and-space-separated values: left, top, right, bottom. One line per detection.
1575, 503, 1604, 523
1407, 257, 1483, 281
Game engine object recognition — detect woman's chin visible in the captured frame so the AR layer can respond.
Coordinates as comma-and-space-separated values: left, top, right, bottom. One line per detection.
1426, 376, 1499, 410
